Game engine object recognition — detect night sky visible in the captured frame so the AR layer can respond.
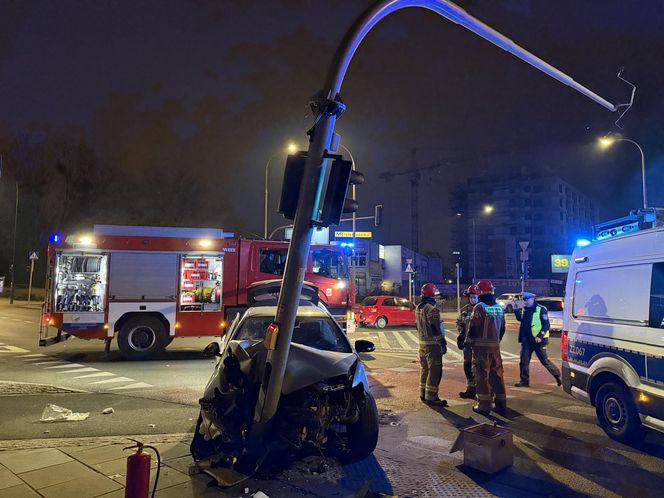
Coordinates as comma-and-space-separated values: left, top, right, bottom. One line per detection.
1, 0, 663, 273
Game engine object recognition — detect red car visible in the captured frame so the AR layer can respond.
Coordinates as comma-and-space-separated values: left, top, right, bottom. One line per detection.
354, 296, 416, 328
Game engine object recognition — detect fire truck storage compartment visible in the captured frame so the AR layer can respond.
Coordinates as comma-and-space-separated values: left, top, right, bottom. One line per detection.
109, 252, 178, 301
55, 253, 108, 312
180, 255, 223, 312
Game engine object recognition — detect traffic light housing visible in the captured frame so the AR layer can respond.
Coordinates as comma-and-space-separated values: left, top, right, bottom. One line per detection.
278, 151, 364, 227
319, 153, 364, 226
374, 204, 383, 227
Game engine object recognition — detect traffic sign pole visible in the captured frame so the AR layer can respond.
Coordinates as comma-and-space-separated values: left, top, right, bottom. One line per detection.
456, 263, 460, 314
28, 259, 34, 305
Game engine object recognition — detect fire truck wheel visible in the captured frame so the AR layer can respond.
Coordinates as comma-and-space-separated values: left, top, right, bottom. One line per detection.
117, 316, 167, 360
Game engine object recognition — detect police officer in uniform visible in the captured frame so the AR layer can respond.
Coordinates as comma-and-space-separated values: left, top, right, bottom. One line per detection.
456, 284, 478, 399
514, 292, 562, 387
467, 280, 507, 416
417, 283, 448, 406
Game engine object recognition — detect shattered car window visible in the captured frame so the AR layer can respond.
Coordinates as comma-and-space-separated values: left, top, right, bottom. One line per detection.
235, 316, 352, 353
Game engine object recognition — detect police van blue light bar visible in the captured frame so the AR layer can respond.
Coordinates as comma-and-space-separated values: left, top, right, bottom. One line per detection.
49, 233, 62, 244
576, 239, 591, 247
339, 242, 355, 248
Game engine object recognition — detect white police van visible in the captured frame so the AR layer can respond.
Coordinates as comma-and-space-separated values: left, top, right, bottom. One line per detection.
562, 208, 664, 443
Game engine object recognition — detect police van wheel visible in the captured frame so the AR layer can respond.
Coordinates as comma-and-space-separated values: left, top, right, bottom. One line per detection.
595, 382, 645, 444
375, 316, 388, 329
118, 316, 167, 360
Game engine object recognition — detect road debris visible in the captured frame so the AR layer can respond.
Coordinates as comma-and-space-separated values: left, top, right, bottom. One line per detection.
252, 492, 270, 498
148, 423, 156, 428
40, 404, 90, 422
101, 407, 114, 415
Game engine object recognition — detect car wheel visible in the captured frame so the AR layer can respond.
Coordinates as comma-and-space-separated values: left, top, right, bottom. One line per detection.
341, 392, 379, 464
595, 382, 645, 444
506, 304, 513, 313
117, 316, 167, 360
375, 316, 388, 329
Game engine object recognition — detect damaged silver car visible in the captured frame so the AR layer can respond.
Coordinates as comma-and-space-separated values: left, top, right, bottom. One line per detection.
191, 285, 378, 482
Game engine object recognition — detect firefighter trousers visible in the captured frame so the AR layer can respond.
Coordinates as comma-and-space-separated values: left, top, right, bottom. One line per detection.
463, 346, 475, 389
519, 341, 561, 385
473, 348, 506, 412
419, 345, 443, 401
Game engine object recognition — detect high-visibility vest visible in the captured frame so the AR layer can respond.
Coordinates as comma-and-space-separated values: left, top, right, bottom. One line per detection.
531, 305, 549, 339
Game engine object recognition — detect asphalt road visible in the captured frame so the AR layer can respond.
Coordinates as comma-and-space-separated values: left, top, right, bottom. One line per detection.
3, 299, 664, 497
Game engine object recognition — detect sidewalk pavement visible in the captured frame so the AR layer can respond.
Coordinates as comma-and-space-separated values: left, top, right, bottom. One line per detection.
0, 297, 43, 310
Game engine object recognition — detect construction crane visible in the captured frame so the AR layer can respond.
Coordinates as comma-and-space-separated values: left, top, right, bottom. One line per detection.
379, 148, 444, 253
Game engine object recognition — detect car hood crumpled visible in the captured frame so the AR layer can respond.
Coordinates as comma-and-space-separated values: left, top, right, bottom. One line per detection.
281, 343, 358, 394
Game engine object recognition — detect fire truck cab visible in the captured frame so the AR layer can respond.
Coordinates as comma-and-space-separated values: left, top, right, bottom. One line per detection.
40, 225, 226, 360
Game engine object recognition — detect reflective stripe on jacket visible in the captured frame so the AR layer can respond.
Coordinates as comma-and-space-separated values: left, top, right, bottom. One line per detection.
531, 305, 549, 339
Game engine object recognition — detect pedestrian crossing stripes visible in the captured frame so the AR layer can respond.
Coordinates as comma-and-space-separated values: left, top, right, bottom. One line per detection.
2, 342, 154, 392
353, 329, 520, 361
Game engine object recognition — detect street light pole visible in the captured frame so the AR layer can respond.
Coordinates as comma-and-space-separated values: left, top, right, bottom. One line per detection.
472, 217, 476, 283
338, 144, 356, 303
264, 155, 274, 239
598, 136, 647, 209
9, 181, 18, 305
254, 0, 617, 436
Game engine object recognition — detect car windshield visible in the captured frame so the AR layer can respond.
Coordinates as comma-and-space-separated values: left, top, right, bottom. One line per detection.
498, 294, 511, 300
235, 315, 352, 353
312, 249, 348, 279
537, 300, 563, 312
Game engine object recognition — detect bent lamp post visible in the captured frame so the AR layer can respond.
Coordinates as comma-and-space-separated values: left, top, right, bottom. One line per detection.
253, 0, 618, 433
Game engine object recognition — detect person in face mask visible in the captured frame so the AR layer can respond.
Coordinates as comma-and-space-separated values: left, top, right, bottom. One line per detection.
456, 284, 479, 399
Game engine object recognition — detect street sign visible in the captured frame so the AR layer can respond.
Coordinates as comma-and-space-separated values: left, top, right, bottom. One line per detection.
550, 254, 572, 273
519, 241, 530, 251
334, 231, 372, 238
405, 263, 414, 273
29, 251, 39, 260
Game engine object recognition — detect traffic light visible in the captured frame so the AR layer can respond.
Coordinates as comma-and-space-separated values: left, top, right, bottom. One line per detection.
318, 153, 364, 226
278, 152, 364, 226
278, 152, 306, 220
374, 204, 383, 227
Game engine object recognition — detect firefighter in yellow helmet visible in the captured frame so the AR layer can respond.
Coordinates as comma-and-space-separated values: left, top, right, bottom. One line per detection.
417, 283, 448, 406
467, 279, 506, 416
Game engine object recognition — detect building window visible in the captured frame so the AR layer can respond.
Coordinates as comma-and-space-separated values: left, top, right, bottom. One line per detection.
524, 186, 531, 192
352, 251, 367, 267
534, 199, 543, 207
559, 184, 563, 193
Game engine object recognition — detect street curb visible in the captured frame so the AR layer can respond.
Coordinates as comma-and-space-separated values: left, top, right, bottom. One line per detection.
0, 432, 193, 451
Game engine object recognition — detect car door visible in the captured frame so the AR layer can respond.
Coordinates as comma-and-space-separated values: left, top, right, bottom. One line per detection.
396, 298, 414, 325
380, 297, 398, 324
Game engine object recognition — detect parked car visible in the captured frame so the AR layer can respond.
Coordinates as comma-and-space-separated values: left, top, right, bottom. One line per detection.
535, 296, 564, 331
191, 283, 378, 482
354, 296, 416, 328
496, 293, 523, 312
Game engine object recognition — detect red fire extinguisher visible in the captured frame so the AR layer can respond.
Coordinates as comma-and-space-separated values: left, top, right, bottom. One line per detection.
124, 439, 161, 498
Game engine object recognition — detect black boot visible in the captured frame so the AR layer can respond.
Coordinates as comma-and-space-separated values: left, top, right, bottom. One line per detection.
514, 382, 529, 388
555, 375, 562, 386
459, 388, 476, 399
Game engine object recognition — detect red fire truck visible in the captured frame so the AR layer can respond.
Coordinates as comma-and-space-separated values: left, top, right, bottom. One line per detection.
39, 225, 353, 359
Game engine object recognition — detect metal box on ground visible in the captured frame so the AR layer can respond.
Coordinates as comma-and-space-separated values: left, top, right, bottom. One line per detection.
450, 423, 513, 474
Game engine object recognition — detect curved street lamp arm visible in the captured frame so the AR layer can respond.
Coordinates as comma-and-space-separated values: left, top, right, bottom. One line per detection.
325, 0, 617, 111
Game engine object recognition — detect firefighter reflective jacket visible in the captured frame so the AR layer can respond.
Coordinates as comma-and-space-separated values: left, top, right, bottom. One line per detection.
416, 302, 445, 347
467, 302, 505, 351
